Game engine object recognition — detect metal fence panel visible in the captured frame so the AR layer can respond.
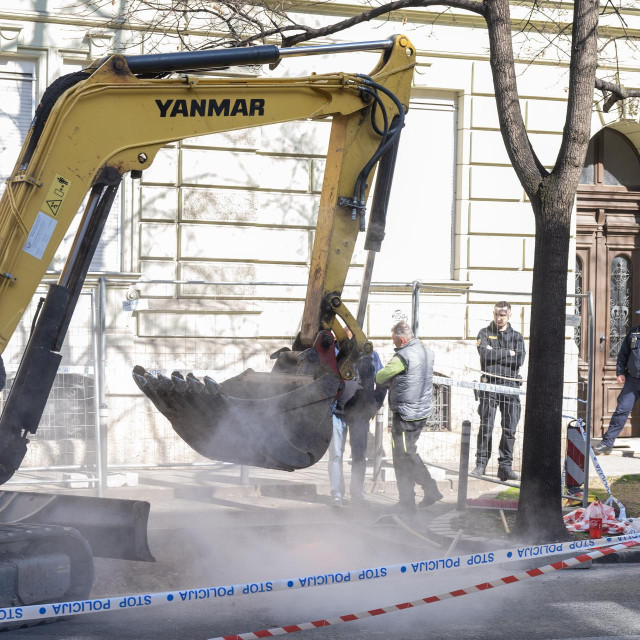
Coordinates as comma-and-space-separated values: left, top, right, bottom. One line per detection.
1, 289, 97, 480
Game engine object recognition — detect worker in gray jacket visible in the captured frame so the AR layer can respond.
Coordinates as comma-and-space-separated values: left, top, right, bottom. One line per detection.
376, 321, 442, 511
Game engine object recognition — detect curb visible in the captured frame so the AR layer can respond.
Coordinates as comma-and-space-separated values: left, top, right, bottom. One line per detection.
77, 479, 402, 503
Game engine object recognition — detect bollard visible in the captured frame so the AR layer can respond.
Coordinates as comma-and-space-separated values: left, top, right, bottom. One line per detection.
457, 420, 471, 510
240, 465, 250, 485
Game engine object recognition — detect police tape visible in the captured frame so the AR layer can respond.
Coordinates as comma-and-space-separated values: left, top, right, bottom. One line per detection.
0, 531, 638, 624
209, 539, 640, 640
433, 376, 583, 402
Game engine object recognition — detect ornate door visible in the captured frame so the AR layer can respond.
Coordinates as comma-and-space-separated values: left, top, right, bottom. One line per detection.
576, 127, 640, 437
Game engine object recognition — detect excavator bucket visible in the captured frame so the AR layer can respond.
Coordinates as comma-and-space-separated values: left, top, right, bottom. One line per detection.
133, 331, 343, 471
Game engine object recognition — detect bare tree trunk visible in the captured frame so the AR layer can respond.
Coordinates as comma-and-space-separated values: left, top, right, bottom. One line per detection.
515, 187, 573, 541
481, 0, 598, 541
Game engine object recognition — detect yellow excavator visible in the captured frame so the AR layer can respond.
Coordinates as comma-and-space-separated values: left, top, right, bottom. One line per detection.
0, 35, 414, 611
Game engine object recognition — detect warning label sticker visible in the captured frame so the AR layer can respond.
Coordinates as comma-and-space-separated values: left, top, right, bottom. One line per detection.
23, 212, 58, 260
41, 174, 71, 217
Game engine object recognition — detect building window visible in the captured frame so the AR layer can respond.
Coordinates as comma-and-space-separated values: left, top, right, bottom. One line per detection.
426, 378, 451, 431
373, 90, 458, 282
0, 59, 35, 190
579, 128, 640, 189
610, 255, 632, 358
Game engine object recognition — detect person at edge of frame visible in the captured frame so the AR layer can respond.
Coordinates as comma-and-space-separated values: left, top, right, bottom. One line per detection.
471, 301, 526, 482
594, 313, 640, 455
375, 321, 443, 512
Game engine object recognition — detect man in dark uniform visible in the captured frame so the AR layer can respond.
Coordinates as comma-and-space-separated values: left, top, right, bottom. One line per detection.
594, 319, 640, 455
376, 321, 442, 511
471, 301, 525, 481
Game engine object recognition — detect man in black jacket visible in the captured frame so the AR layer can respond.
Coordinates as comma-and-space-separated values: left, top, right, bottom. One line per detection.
471, 301, 525, 481
594, 320, 640, 455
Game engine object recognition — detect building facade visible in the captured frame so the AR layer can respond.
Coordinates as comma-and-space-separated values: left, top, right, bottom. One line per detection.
1, 1, 639, 470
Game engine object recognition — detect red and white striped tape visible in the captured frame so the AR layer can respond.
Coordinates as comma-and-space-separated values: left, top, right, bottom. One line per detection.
209, 540, 639, 640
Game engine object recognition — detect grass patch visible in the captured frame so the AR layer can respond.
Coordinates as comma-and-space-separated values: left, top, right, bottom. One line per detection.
496, 487, 520, 501
495, 476, 640, 518
590, 474, 640, 518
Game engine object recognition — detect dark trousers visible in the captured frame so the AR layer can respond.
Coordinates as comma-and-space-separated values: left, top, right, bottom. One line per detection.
603, 376, 640, 446
391, 413, 438, 505
476, 390, 521, 469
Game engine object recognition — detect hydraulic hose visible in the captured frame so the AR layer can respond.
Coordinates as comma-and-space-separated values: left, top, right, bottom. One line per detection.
347, 75, 406, 230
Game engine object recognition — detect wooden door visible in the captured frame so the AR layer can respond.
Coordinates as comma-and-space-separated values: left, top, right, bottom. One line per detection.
576, 128, 640, 438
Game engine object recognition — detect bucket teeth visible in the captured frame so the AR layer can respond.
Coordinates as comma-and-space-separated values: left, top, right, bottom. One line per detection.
203, 376, 221, 396
186, 374, 205, 394
133, 373, 147, 390
157, 374, 172, 392
171, 374, 188, 394
144, 373, 161, 391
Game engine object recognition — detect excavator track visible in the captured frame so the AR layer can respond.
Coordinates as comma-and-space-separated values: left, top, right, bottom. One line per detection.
0, 523, 93, 630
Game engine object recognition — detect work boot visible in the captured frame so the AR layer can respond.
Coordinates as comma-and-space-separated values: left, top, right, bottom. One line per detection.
593, 442, 613, 455
469, 464, 486, 478
497, 467, 519, 481
418, 487, 443, 508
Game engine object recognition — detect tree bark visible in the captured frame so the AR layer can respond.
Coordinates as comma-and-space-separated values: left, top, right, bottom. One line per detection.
511, 0, 599, 540
515, 189, 573, 541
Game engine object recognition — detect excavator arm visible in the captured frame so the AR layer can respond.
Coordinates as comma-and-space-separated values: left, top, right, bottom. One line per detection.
0, 35, 415, 481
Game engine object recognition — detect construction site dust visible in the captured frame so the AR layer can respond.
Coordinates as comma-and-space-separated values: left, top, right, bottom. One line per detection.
87, 476, 505, 638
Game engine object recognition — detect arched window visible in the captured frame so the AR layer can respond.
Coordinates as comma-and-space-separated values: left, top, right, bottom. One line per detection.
610, 255, 632, 358
580, 128, 640, 189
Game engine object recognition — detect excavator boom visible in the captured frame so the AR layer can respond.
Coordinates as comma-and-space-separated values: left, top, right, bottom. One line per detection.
0, 35, 415, 479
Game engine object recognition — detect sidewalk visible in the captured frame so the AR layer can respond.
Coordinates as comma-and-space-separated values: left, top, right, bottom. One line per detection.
5, 437, 638, 509
587, 437, 640, 479
2, 439, 638, 552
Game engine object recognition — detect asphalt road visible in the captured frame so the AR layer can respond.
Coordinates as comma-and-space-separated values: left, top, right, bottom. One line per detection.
2, 496, 639, 640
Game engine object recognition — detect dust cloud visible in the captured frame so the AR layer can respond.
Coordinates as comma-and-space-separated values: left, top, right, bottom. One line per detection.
90, 478, 508, 639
